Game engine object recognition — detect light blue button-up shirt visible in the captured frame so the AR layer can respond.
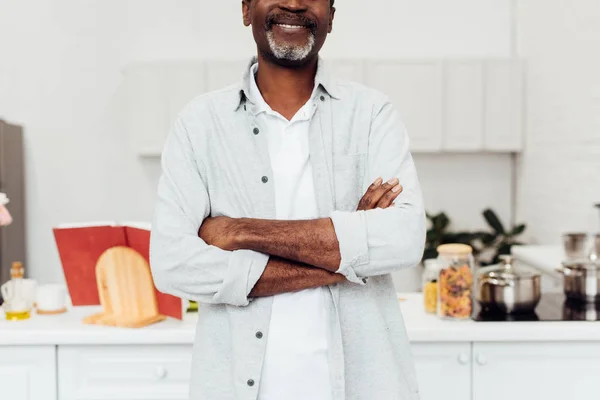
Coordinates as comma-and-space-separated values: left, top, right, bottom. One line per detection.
150, 57, 426, 400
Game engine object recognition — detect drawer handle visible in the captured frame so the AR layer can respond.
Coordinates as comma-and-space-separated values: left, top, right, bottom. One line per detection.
154, 366, 168, 379
457, 352, 469, 365
476, 353, 487, 366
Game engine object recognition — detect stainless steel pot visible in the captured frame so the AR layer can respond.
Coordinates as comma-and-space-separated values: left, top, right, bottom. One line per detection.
556, 261, 600, 303
477, 255, 541, 314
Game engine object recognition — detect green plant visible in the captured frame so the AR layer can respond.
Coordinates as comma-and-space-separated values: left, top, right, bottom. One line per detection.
474, 209, 526, 265
423, 209, 527, 266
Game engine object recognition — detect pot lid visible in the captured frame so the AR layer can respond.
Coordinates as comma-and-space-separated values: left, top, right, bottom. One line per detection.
479, 255, 540, 281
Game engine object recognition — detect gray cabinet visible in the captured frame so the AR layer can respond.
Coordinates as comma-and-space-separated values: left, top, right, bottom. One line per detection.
0, 120, 26, 285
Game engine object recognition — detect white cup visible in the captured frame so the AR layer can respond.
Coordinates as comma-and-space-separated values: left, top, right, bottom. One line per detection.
36, 284, 67, 313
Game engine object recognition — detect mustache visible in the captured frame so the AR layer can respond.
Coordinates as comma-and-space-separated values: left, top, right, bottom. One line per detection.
265, 13, 317, 33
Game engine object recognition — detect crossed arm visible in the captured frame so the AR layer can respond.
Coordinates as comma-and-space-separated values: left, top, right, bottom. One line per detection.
149, 99, 425, 307
198, 178, 402, 297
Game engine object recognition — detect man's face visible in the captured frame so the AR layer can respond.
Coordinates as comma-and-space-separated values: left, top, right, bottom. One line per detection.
242, 0, 335, 66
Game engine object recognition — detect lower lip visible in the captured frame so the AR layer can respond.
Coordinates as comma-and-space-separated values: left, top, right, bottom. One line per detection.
272, 24, 310, 35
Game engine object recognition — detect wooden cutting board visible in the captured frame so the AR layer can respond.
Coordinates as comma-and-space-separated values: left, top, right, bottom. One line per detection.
83, 246, 166, 328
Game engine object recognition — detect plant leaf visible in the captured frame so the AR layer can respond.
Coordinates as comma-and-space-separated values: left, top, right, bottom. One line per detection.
483, 209, 506, 235
511, 224, 526, 236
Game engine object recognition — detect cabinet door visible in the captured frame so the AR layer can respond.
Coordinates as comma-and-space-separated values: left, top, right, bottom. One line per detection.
328, 60, 365, 83
366, 61, 444, 152
58, 345, 192, 400
443, 61, 484, 151
473, 342, 600, 400
483, 60, 523, 151
206, 60, 248, 92
412, 343, 471, 400
124, 63, 169, 157
0, 346, 57, 400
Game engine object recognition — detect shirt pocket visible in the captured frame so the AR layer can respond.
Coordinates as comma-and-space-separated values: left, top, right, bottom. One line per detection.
332, 153, 366, 212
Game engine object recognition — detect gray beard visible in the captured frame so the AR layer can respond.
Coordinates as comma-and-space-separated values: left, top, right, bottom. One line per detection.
266, 30, 316, 62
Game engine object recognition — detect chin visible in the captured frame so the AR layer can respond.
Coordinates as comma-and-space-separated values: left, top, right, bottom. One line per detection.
263, 31, 317, 67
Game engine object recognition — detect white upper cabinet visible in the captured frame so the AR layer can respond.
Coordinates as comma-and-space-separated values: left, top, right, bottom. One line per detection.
444, 61, 485, 151
366, 61, 444, 152
328, 60, 365, 83
123, 63, 169, 157
165, 62, 206, 129
124, 58, 524, 156
483, 59, 524, 151
206, 60, 248, 92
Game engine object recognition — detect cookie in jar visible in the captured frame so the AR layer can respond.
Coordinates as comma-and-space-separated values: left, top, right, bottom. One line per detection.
436, 244, 474, 320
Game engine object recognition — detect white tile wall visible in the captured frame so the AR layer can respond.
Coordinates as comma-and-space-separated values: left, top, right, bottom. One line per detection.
516, 0, 600, 244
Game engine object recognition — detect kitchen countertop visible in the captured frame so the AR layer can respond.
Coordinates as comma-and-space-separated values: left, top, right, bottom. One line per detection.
1, 293, 599, 345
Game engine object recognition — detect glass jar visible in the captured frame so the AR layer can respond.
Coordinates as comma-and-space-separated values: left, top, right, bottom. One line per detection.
422, 259, 440, 314
436, 244, 474, 320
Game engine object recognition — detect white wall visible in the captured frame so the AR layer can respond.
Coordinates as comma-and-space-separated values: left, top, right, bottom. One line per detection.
0, 0, 512, 284
516, 0, 600, 244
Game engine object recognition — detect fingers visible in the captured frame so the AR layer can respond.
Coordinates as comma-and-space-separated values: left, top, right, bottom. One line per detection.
357, 177, 402, 211
376, 184, 403, 209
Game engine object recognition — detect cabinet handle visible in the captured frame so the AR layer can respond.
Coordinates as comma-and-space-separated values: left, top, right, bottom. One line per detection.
457, 352, 469, 365
476, 353, 487, 366
154, 366, 168, 379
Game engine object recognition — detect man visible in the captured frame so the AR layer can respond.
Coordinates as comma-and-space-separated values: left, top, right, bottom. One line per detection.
150, 0, 425, 399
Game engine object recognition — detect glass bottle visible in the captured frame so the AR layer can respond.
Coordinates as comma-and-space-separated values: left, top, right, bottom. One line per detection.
436, 244, 475, 320
422, 259, 440, 314
1, 262, 32, 320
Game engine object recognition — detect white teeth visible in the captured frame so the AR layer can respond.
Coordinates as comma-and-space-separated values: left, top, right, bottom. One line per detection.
276, 23, 305, 29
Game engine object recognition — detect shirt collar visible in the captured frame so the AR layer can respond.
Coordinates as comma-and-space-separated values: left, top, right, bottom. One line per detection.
233, 55, 341, 111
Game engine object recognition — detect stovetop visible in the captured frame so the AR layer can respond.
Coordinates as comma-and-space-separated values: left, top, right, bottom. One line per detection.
472, 293, 600, 322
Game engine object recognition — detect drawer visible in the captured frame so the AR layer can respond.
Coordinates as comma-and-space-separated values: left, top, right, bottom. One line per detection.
58, 345, 192, 400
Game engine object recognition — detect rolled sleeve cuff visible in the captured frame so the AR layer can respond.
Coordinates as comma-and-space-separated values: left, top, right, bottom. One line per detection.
329, 210, 370, 285
213, 249, 269, 307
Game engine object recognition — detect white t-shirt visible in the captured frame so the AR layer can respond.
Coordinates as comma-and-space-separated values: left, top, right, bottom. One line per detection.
248, 64, 332, 400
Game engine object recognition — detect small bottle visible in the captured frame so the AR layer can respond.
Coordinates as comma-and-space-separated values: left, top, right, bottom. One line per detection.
422, 259, 440, 314
1, 262, 31, 320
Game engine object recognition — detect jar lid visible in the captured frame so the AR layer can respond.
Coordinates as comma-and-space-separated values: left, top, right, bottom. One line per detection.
424, 259, 441, 271
437, 243, 473, 255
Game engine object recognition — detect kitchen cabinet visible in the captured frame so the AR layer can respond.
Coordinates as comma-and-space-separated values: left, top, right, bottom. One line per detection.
366, 61, 444, 152
124, 58, 524, 157
412, 342, 472, 400
472, 342, 600, 400
483, 60, 523, 151
58, 345, 192, 400
443, 62, 485, 151
0, 346, 56, 400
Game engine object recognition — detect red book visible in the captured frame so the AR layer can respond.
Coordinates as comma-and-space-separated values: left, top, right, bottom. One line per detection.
53, 221, 183, 320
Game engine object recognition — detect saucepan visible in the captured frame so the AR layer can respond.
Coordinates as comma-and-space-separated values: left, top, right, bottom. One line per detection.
476, 255, 541, 314
555, 260, 600, 303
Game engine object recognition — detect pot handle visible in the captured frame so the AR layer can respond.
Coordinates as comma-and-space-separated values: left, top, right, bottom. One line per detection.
479, 277, 512, 287
555, 267, 583, 277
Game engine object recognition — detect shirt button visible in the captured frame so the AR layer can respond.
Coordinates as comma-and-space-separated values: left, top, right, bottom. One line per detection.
261, 176, 268, 183
253, 127, 259, 135
255, 331, 263, 339
247, 379, 255, 387
320, 95, 325, 101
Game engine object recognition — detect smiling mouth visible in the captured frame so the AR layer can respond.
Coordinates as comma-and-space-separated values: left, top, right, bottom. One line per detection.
274, 23, 308, 30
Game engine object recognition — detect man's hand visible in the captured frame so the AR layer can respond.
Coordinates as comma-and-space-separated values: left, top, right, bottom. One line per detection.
198, 216, 240, 251
357, 177, 403, 211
